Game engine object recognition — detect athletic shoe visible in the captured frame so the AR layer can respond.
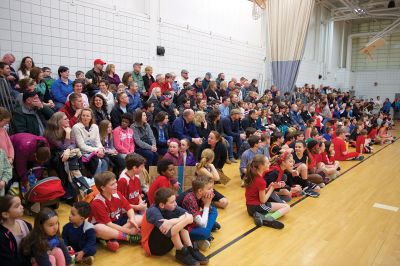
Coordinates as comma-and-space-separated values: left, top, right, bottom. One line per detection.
303, 188, 320, 198
253, 212, 264, 227
106, 240, 120, 252
196, 240, 211, 251
176, 246, 200, 266
336, 167, 341, 171
225, 159, 232, 164
240, 180, 245, 187
262, 219, 285, 229
318, 183, 326, 188
80, 256, 95, 265
357, 155, 364, 160
188, 246, 209, 265
211, 222, 221, 232
128, 234, 141, 244
230, 158, 238, 163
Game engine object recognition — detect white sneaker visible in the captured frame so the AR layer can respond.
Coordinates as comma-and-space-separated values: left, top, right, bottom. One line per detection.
196, 240, 211, 251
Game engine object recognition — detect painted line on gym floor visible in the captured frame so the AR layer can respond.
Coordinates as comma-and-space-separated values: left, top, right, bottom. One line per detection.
373, 203, 399, 212
207, 139, 397, 259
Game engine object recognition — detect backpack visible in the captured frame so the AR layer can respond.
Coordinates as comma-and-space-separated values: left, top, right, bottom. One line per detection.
25, 176, 65, 202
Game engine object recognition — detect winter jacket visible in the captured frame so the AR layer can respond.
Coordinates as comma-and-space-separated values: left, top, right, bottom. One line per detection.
131, 122, 156, 150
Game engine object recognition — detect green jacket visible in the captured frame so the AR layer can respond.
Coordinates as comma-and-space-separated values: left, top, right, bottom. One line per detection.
11, 104, 54, 136
132, 71, 145, 93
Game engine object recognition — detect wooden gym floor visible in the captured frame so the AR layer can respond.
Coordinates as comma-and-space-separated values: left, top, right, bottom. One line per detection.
24, 129, 400, 266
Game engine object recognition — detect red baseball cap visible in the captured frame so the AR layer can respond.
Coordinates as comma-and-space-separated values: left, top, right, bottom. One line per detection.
94, 59, 106, 65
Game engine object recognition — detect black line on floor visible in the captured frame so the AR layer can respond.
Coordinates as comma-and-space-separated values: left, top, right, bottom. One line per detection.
207, 140, 397, 259
207, 226, 258, 258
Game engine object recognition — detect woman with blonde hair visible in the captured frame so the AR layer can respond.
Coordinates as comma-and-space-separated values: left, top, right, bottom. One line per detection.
194, 111, 209, 139
105, 64, 121, 86
143, 65, 155, 91
195, 149, 228, 209
72, 108, 107, 176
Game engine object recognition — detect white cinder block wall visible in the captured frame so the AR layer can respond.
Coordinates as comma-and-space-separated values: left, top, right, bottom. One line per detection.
0, 0, 266, 86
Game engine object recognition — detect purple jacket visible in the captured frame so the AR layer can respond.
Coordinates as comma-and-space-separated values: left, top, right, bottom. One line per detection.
183, 151, 196, 166
10, 133, 49, 179
107, 73, 121, 87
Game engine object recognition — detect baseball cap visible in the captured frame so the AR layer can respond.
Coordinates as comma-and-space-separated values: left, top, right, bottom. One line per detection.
133, 62, 143, 67
23, 91, 38, 102
206, 72, 212, 78
160, 93, 172, 102
181, 69, 189, 74
94, 59, 106, 65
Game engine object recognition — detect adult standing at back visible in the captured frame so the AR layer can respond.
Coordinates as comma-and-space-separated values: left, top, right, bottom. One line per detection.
132, 62, 145, 97
176, 69, 191, 95
1, 53, 19, 91
51, 66, 73, 110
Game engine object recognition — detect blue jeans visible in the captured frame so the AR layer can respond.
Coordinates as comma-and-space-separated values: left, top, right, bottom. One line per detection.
189, 206, 218, 241
136, 147, 158, 166
225, 136, 234, 159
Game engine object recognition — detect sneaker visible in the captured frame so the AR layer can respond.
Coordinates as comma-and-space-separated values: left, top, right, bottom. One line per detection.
128, 234, 141, 244
263, 219, 285, 229
80, 256, 95, 265
225, 159, 232, 164
176, 246, 200, 266
211, 222, 221, 232
303, 188, 320, 198
196, 240, 211, 251
230, 158, 238, 163
353, 156, 364, 161
253, 212, 264, 227
318, 183, 326, 188
336, 167, 341, 171
188, 246, 209, 265
240, 179, 245, 187
106, 240, 120, 252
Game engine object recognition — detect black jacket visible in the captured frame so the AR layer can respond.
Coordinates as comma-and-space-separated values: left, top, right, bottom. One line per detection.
0, 221, 32, 266
197, 141, 227, 170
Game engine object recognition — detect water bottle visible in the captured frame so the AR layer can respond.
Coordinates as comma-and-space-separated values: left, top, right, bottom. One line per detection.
28, 171, 36, 188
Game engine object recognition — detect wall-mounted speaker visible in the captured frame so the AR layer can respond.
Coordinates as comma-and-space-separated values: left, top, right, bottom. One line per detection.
157, 46, 165, 56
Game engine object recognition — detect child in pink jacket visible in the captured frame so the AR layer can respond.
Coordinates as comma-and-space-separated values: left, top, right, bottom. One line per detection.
113, 113, 135, 157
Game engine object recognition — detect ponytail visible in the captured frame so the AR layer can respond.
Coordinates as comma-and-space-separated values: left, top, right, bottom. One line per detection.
244, 154, 267, 187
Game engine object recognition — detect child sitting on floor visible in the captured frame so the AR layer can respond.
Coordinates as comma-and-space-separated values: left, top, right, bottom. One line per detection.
118, 153, 148, 226
141, 188, 208, 265
62, 201, 96, 265
332, 128, 364, 161
21, 208, 72, 266
148, 159, 179, 206
244, 154, 290, 229
178, 176, 219, 251
89, 171, 141, 252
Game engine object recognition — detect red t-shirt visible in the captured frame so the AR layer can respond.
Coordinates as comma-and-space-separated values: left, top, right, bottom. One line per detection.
332, 137, 347, 161
117, 170, 142, 205
320, 151, 335, 165
89, 191, 132, 224
356, 135, 366, 153
368, 128, 377, 139
245, 175, 266, 205
147, 176, 171, 205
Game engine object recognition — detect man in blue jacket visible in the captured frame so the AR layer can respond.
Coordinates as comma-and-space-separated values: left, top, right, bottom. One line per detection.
290, 104, 306, 131
221, 109, 245, 161
126, 81, 142, 113
51, 66, 73, 110
172, 109, 203, 146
